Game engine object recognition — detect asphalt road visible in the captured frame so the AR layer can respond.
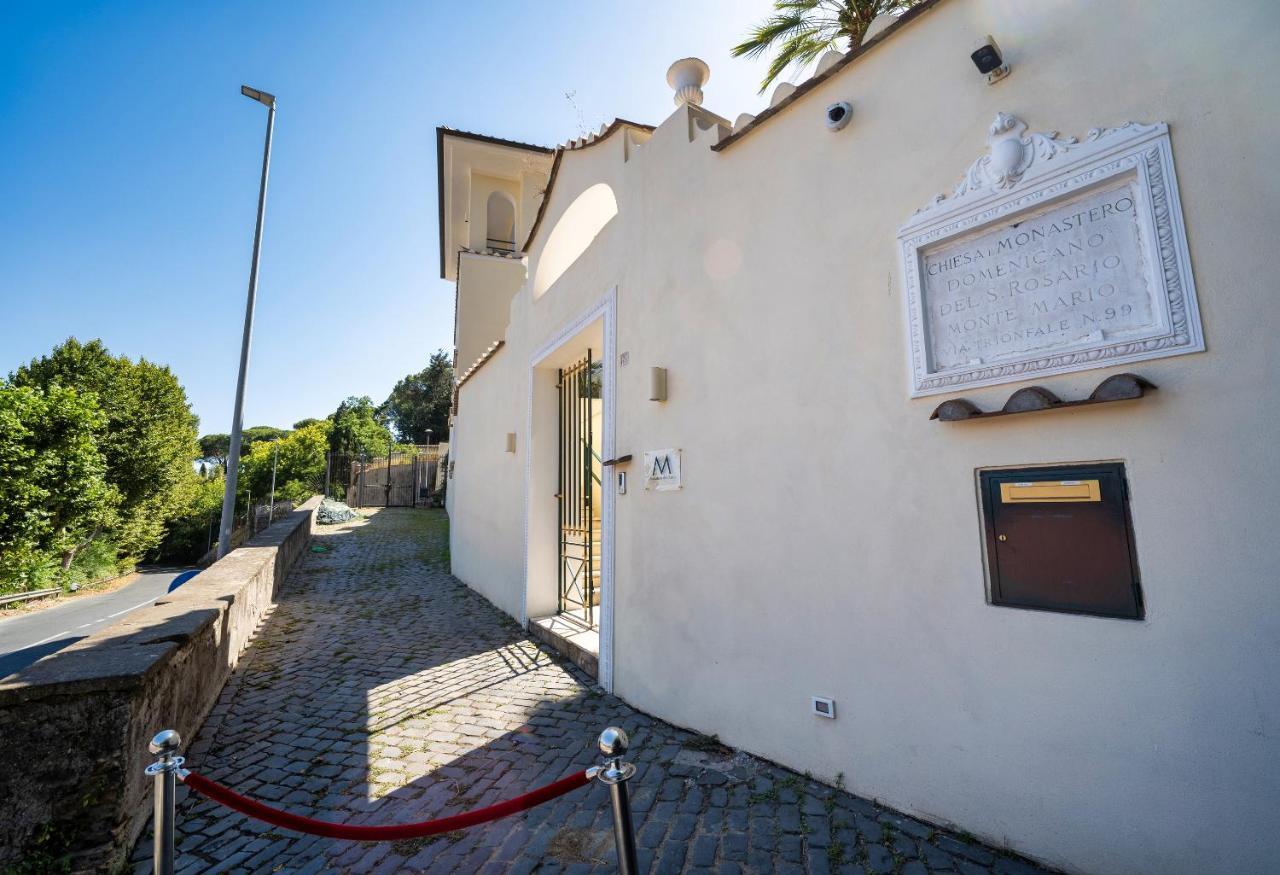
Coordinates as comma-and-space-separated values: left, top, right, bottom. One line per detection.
0, 567, 199, 679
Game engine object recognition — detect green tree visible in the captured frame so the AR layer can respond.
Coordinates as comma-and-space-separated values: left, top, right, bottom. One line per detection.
237, 422, 330, 507
0, 383, 120, 590
241, 425, 290, 454
199, 427, 290, 467
732, 0, 924, 93
155, 470, 224, 563
328, 396, 392, 458
11, 338, 199, 561
292, 417, 322, 430
381, 350, 453, 444
199, 433, 230, 468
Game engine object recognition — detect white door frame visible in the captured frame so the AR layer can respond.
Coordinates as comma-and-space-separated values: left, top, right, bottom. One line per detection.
524, 286, 617, 691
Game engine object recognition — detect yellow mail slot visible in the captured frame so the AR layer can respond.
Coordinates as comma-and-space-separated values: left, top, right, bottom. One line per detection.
999, 479, 1101, 503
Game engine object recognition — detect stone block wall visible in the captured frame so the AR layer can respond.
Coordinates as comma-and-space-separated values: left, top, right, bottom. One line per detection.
0, 496, 321, 872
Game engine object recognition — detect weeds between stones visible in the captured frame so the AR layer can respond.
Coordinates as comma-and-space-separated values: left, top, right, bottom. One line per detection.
682, 733, 732, 755
546, 826, 606, 864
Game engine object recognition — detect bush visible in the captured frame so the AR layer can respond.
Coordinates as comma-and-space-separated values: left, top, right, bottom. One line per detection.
64, 538, 129, 587
153, 473, 224, 564
156, 422, 328, 565
275, 479, 314, 506
236, 422, 328, 508
0, 539, 128, 596
0, 546, 61, 595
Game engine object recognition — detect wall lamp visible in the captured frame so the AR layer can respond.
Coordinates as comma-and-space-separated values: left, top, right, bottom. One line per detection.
649, 367, 668, 402
971, 35, 1009, 84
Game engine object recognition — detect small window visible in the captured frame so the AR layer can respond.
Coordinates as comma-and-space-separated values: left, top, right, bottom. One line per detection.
485, 192, 516, 252
979, 462, 1142, 619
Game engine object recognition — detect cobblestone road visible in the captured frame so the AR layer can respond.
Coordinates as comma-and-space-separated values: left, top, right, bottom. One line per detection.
133, 508, 1053, 874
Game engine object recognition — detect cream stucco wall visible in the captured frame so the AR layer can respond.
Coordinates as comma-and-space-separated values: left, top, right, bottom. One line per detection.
454, 252, 523, 370
447, 348, 525, 620
444, 1, 1280, 872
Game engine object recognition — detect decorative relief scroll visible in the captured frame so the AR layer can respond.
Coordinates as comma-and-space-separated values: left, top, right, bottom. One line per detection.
897, 113, 1203, 397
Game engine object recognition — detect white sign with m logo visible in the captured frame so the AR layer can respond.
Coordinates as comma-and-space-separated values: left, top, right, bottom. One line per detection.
642, 449, 681, 491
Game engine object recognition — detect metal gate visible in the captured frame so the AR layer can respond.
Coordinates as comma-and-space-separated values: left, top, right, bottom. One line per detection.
329, 447, 442, 508
558, 352, 602, 626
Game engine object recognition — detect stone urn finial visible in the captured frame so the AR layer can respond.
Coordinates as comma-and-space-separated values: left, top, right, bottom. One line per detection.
666, 57, 710, 107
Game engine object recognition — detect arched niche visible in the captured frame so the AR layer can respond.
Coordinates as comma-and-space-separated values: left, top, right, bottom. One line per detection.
533, 183, 618, 299
485, 191, 517, 252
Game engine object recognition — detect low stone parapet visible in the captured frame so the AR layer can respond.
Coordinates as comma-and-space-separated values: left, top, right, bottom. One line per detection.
0, 495, 321, 872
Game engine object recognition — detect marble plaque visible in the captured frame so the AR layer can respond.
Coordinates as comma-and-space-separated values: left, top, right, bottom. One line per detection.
922, 180, 1153, 371
898, 113, 1203, 397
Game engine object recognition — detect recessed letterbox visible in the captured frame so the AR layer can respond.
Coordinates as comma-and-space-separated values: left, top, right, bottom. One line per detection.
979, 463, 1142, 619
998, 479, 1101, 504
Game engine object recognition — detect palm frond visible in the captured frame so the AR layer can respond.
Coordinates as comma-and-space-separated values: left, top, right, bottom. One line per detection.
731, 11, 817, 60
773, 0, 823, 13
735, 0, 928, 93
759, 30, 840, 93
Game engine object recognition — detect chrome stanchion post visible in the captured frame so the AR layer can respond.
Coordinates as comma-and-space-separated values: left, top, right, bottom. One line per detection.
145, 730, 187, 875
596, 727, 639, 875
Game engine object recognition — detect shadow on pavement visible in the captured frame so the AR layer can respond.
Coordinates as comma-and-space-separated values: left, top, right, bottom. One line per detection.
0, 635, 87, 679
168, 570, 201, 592
132, 509, 1054, 875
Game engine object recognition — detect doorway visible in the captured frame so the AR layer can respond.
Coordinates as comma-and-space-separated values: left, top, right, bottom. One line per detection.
556, 351, 602, 627
525, 289, 616, 688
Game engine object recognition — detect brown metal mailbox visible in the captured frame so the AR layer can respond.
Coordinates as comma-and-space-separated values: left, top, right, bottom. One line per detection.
980, 463, 1143, 619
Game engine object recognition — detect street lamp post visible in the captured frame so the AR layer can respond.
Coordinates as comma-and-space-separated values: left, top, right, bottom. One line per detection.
217, 85, 276, 560
267, 439, 279, 525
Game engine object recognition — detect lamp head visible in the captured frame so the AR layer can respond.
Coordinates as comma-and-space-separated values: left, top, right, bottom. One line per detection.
241, 85, 276, 107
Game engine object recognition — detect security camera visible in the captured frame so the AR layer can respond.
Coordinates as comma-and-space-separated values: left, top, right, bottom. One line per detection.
825, 101, 852, 131
971, 35, 1010, 84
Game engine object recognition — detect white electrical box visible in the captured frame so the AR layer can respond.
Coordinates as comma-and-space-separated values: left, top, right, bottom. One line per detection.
812, 696, 836, 719
617, 471, 627, 495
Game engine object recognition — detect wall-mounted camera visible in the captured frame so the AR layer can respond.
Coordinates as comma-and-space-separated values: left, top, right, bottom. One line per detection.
971, 35, 1010, 84
825, 101, 852, 131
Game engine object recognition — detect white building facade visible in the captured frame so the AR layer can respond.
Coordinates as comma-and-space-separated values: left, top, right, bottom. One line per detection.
438, 1, 1280, 872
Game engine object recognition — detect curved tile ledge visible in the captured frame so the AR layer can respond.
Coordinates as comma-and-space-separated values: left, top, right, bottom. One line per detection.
930, 373, 1157, 421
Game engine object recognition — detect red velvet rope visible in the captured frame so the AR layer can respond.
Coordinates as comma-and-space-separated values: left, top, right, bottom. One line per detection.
182, 769, 592, 840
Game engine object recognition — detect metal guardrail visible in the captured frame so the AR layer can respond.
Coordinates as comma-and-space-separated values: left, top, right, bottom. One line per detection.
0, 587, 61, 607
1, 566, 144, 607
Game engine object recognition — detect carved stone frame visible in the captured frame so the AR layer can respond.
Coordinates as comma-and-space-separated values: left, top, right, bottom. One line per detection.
898, 113, 1204, 397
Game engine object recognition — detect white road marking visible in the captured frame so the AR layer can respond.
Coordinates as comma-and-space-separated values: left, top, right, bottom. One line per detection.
29, 629, 73, 647
107, 597, 160, 619
2, 570, 190, 658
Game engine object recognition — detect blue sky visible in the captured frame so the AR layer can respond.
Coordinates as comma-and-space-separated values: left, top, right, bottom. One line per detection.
0, 1, 777, 434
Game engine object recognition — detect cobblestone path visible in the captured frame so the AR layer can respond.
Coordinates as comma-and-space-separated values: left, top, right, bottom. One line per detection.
134, 508, 1053, 874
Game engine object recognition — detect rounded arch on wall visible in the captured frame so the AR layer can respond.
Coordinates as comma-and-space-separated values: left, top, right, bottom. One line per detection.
532, 183, 618, 299
485, 190, 517, 251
